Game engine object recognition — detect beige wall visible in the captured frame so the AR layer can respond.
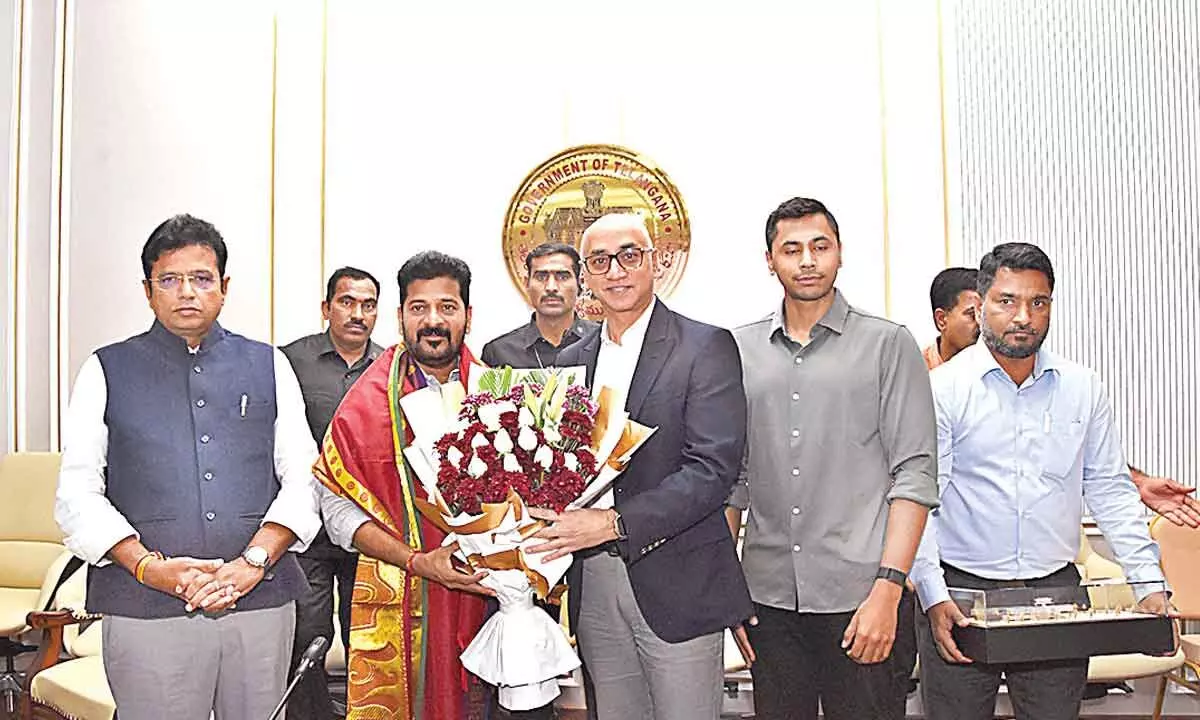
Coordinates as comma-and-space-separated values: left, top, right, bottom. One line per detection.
12, 0, 1195, 493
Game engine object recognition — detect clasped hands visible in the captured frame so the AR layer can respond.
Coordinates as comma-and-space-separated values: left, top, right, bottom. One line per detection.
140, 555, 265, 613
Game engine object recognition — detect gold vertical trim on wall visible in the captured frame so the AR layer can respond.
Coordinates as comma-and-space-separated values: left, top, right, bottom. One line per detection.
936, 0, 952, 267
9, 0, 26, 451
52, 0, 69, 449
269, 13, 278, 344
318, 0, 327, 301
875, 0, 892, 318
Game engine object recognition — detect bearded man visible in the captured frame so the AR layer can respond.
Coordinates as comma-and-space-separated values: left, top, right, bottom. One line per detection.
316, 250, 496, 720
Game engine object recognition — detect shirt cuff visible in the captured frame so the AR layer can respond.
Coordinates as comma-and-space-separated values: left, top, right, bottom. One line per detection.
1123, 564, 1170, 601
913, 569, 951, 612
66, 520, 139, 567
261, 483, 321, 553
320, 486, 371, 552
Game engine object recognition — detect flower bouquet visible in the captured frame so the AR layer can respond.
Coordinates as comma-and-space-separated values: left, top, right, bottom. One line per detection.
400, 365, 653, 710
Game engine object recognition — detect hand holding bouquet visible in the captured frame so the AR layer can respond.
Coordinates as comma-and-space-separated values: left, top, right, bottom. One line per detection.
401, 366, 653, 710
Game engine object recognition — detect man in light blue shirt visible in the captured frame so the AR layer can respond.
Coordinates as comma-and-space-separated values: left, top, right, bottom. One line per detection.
910, 242, 1171, 720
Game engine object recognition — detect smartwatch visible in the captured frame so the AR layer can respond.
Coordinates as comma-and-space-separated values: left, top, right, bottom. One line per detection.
875, 566, 908, 588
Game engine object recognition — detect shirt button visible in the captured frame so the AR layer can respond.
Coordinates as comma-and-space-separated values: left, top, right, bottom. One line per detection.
196, 399, 206, 408
792, 393, 800, 401
791, 467, 800, 476
200, 434, 210, 444
794, 357, 803, 365
792, 544, 801, 552
193, 365, 202, 374
205, 512, 215, 521
791, 429, 800, 438
203, 472, 213, 481
792, 507, 800, 515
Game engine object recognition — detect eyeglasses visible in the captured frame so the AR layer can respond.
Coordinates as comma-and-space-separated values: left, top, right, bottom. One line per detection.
583, 247, 654, 276
149, 272, 218, 292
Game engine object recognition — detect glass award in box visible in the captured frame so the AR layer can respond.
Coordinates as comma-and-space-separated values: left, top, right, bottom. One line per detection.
947, 580, 1174, 664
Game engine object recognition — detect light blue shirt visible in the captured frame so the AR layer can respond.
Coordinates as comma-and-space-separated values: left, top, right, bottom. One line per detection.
911, 342, 1164, 610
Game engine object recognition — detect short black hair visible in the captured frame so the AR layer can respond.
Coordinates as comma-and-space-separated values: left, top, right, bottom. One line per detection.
765, 197, 841, 251
141, 214, 228, 279
930, 267, 979, 314
977, 243, 1055, 297
325, 266, 380, 304
397, 250, 471, 307
524, 242, 582, 281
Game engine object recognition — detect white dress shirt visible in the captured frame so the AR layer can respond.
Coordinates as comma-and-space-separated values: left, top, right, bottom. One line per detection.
911, 342, 1165, 609
590, 297, 656, 509
56, 348, 322, 565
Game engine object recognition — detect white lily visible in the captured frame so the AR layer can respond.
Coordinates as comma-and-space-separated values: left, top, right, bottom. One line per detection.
467, 454, 488, 478
503, 453, 522, 473
493, 429, 514, 454
517, 426, 538, 451
564, 452, 578, 472
534, 445, 554, 469
445, 445, 464, 468
517, 406, 536, 427
470, 432, 489, 448
478, 403, 503, 432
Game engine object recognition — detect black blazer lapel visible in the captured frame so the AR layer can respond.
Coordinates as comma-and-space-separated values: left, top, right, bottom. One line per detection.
625, 301, 676, 418
575, 328, 602, 388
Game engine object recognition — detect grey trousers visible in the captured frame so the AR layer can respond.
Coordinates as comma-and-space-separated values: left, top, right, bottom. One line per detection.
102, 602, 296, 720
576, 552, 723, 720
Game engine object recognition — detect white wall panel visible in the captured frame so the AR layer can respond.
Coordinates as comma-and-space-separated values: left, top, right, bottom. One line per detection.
321, 0, 895, 349
65, 1, 276, 394
952, 0, 1200, 484
0, 0, 16, 452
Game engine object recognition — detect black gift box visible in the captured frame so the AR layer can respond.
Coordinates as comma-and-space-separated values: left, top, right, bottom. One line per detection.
951, 613, 1174, 664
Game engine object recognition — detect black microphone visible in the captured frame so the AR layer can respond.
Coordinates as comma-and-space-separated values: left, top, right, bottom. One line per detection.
266, 637, 330, 720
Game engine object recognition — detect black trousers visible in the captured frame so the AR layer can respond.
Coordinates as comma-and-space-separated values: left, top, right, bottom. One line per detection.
916, 563, 1088, 720
288, 533, 358, 720
746, 591, 915, 720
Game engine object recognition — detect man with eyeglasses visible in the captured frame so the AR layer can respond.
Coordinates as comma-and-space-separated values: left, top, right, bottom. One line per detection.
55, 214, 321, 720
482, 242, 597, 371
280, 266, 383, 720
528, 212, 752, 720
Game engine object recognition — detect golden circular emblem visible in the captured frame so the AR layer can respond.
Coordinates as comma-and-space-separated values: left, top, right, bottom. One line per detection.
502, 144, 690, 320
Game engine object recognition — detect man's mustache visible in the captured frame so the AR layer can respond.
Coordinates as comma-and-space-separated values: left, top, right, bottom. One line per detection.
344, 320, 368, 330
418, 327, 451, 340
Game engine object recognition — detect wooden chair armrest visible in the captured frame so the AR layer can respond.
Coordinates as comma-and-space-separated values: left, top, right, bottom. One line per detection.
21, 610, 101, 693
25, 609, 91, 631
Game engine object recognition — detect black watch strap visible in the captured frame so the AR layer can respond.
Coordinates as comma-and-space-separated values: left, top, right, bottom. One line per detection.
875, 566, 908, 588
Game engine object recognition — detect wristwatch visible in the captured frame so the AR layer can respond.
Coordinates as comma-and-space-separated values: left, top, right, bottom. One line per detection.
242, 545, 271, 569
875, 566, 908, 588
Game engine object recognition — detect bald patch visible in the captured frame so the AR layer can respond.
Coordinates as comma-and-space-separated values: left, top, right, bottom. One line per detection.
581, 213, 653, 255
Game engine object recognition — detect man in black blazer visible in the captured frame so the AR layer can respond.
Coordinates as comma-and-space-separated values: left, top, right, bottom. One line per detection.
530, 212, 752, 720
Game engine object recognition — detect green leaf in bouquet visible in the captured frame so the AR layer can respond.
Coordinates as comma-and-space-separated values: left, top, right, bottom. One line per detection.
478, 368, 501, 397
538, 372, 559, 423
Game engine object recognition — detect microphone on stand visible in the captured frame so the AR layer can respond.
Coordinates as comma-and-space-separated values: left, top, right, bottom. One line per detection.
266, 636, 329, 720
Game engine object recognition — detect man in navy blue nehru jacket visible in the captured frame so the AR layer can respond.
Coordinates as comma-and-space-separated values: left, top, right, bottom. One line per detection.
55, 214, 321, 720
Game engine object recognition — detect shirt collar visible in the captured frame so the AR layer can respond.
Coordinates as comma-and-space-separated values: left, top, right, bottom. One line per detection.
417, 365, 461, 391
149, 319, 227, 353
600, 297, 657, 349
964, 339, 1060, 383
520, 313, 588, 350
319, 329, 381, 365
768, 290, 851, 341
